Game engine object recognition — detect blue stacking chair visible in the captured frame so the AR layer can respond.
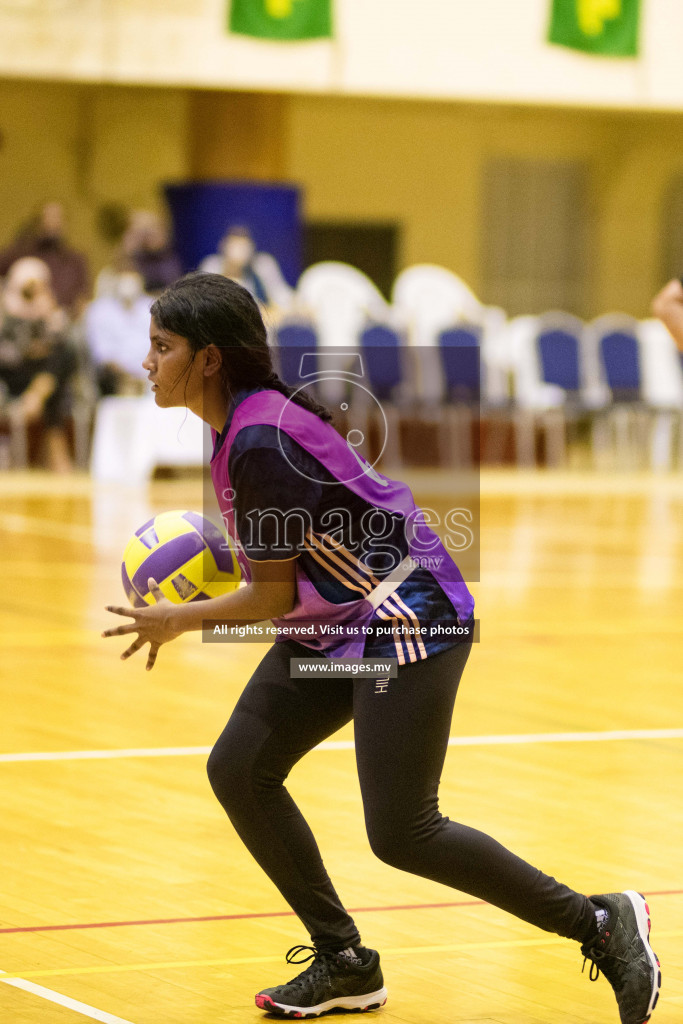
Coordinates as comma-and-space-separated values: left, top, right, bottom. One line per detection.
359, 323, 404, 400
591, 315, 651, 469
273, 320, 319, 387
537, 326, 582, 396
353, 322, 410, 468
507, 312, 590, 467
438, 325, 482, 402
599, 329, 642, 402
532, 313, 592, 466
435, 325, 483, 467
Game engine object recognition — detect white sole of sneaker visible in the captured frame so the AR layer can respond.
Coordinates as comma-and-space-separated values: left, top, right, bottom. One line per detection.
624, 889, 662, 1020
255, 985, 388, 1017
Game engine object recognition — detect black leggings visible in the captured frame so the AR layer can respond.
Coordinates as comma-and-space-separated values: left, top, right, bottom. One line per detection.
207, 640, 595, 952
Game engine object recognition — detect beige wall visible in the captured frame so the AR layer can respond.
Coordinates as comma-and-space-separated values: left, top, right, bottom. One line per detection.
0, 80, 189, 273
2, 80, 683, 317
0, 81, 91, 252
0, 0, 680, 111
596, 114, 683, 313
284, 95, 683, 317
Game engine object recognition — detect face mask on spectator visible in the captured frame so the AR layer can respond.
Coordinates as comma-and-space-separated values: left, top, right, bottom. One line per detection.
116, 272, 145, 304
3, 258, 56, 321
224, 236, 255, 269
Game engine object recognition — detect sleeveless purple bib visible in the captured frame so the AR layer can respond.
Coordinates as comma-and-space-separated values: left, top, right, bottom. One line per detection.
211, 390, 474, 658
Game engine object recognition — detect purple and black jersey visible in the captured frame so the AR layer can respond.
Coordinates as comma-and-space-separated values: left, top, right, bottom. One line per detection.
211, 387, 474, 662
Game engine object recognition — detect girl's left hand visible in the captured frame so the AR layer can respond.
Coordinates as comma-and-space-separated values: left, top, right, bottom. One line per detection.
102, 578, 182, 671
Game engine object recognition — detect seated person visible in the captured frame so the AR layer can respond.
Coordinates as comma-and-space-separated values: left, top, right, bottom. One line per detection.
652, 278, 683, 352
0, 258, 77, 472
85, 271, 153, 395
0, 201, 90, 318
122, 210, 183, 296
92, 202, 134, 300
199, 225, 294, 312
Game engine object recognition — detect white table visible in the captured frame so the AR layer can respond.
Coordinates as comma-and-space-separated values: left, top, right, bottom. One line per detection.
90, 395, 209, 483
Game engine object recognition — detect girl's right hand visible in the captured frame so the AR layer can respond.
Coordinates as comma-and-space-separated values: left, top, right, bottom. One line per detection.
101, 578, 183, 671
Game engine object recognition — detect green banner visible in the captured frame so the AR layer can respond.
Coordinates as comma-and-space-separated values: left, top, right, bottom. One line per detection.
229, 0, 332, 40
548, 0, 640, 56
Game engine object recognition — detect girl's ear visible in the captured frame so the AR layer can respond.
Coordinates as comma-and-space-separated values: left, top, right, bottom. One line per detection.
202, 344, 223, 378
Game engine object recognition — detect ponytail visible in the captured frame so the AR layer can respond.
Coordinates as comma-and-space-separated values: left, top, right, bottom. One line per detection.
256, 369, 332, 422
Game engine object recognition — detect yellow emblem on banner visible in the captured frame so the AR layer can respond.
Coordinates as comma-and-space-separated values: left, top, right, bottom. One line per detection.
230, 0, 332, 38
266, 0, 301, 18
577, 0, 622, 36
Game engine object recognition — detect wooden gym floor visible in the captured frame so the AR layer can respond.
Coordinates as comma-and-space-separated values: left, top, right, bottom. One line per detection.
0, 468, 681, 1024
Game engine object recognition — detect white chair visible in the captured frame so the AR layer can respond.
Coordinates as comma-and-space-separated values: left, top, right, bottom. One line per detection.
586, 313, 683, 471
586, 314, 644, 470
391, 264, 482, 348
478, 304, 510, 407
636, 318, 683, 470
350, 321, 416, 470
508, 312, 609, 467
296, 262, 390, 349
391, 265, 487, 412
389, 266, 510, 466
296, 262, 391, 406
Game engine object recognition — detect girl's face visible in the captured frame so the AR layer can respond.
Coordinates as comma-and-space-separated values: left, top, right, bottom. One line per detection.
143, 318, 204, 410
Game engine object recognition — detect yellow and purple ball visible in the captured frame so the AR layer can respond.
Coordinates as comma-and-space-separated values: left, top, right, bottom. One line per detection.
122, 509, 241, 607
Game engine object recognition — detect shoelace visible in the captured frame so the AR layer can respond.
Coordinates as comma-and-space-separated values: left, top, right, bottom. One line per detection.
283, 945, 339, 989
582, 947, 630, 987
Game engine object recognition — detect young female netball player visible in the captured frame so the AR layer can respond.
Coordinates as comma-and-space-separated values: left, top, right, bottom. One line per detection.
103, 274, 660, 1023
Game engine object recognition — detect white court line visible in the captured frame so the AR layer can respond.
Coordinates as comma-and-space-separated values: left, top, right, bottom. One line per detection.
0, 968, 136, 1024
1, 728, 682, 763
0, 746, 211, 763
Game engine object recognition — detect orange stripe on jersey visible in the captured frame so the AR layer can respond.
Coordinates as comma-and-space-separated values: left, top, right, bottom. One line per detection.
383, 593, 428, 660
317, 531, 382, 587
303, 536, 371, 597
374, 593, 428, 663
375, 608, 408, 665
304, 532, 376, 594
304, 530, 427, 662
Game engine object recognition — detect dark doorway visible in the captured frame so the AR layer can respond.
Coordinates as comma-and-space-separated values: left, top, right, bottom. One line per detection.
303, 221, 401, 298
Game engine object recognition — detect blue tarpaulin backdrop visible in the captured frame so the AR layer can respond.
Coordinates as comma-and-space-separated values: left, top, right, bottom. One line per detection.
164, 181, 302, 286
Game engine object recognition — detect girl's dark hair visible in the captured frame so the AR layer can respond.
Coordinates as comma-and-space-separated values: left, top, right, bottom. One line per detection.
150, 272, 332, 422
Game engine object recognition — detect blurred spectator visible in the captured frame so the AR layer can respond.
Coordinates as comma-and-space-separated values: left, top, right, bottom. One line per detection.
122, 210, 182, 295
199, 224, 294, 311
93, 202, 133, 299
0, 202, 90, 317
0, 258, 78, 472
652, 278, 683, 352
85, 271, 152, 395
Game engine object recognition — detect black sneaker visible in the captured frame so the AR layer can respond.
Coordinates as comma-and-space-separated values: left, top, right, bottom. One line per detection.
255, 944, 388, 1018
581, 890, 661, 1023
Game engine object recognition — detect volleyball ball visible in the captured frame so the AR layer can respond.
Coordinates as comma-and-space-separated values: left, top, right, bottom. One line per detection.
121, 509, 241, 607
